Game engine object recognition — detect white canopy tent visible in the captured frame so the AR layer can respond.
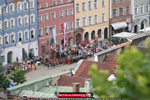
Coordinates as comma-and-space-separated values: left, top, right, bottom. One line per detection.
111, 22, 127, 30
112, 32, 136, 38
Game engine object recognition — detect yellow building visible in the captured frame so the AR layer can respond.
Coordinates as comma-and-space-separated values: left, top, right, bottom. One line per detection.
74, 0, 110, 43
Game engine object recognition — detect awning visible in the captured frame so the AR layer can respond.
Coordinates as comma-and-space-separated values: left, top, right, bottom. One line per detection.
112, 32, 136, 38
111, 22, 127, 30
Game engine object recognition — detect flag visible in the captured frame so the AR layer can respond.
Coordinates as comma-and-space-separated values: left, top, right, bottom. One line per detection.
50, 27, 56, 46
61, 23, 67, 46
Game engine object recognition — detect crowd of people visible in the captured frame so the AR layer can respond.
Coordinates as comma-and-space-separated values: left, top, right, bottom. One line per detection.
41, 39, 112, 68
6, 39, 112, 74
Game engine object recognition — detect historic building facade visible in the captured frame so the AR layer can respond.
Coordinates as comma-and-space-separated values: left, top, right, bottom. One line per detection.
74, 0, 110, 43
0, 0, 38, 65
38, 0, 74, 56
110, 0, 132, 35
131, 0, 150, 33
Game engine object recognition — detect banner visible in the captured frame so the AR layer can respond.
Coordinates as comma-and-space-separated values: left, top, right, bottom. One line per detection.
50, 27, 56, 46
61, 23, 67, 46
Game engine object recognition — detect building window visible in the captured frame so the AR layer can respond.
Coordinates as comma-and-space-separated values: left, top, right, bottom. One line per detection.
89, 16, 92, 25
112, 9, 116, 17
59, 24, 62, 32
4, 20, 8, 29
17, 2, 22, 12
18, 32, 22, 42
0, 36, 2, 46
60, 0, 63, 4
53, 0, 57, 6
119, 8, 123, 16
135, 7, 138, 15
45, 27, 48, 35
24, 30, 29, 40
18, 17, 22, 26
76, 19, 80, 28
3, 5, 8, 14
146, 5, 150, 13
39, 28, 42, 36
98, 29, 101, 38
102, 13, 105, 22
10, 18, 15, 28
140, 5, 144, 14
30, 0, 34, 9
82, 2, 86, 11
65, 9, 69, 16
38, 15, 42, 22
38, 4, 41, 9
30, 14, 35, 24
0, 7, 1, 15
126, 6, 129, 15
0, 21, 2, 31
66, 23, 69, 30
45, 3, 48, 7
41, 45, 45, 54
70, 8, 73, 15
94, 15, 98, 24
30, 29, 35, 39
9, 4, 14, 13
102, 0, 105, 8
5, 35, 9, 45
76, 3, 80, 13
70, 21, 73, 29
11, 34, 15, 43
44, 13, 48, 21
94, 0, 98, 9
91, 31, 95, 40
24, 15, 29, 25
24, 2, 28, 10
83, 17, 86, 27
60, 10, 63, 18
88, 1, 92, 10
51, 12, 56, 19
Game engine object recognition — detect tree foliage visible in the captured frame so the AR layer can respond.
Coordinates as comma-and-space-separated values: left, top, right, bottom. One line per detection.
0, 62, 10, 89
89, 45, 150, 100
10, 66, 26, 85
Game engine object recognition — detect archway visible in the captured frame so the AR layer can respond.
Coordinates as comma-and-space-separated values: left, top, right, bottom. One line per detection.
7, 51, 13, 63
141, 19, 148, 29
22, 48, 27, 60
97, 29, 102, 38
84, 32, 89, 40
76, 33, 81, 44
68, 37, 73, 47
104, 28, 108, 39
91, 30, 95, 40
134, 25, 138, 33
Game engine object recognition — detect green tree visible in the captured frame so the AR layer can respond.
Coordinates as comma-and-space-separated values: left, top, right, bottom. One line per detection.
10, 66, 26, 85
89, 46, 150, 100
0, 62, 10, 89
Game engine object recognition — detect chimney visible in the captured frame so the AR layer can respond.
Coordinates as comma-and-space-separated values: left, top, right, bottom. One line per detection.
73, 83, 80, 92
85, 78, 92, 93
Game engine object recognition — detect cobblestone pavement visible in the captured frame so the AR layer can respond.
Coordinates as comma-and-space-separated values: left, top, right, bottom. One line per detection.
25, 57, 95, 82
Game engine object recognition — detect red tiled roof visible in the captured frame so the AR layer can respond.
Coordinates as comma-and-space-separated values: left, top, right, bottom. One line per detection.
75, 60, 117, 78
58, 76, 86, 87
58, 60, 118, 87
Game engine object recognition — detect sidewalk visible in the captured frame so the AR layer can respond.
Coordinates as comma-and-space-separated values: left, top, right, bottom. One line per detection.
25, 57, 95, 82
